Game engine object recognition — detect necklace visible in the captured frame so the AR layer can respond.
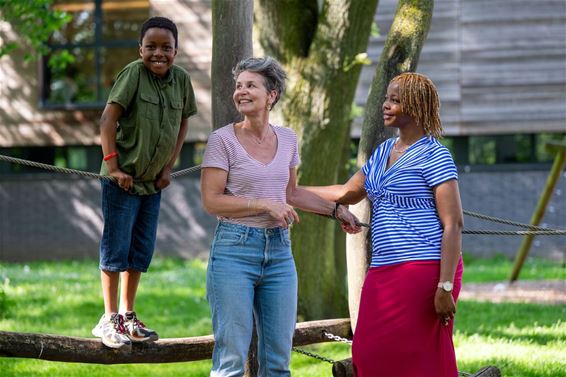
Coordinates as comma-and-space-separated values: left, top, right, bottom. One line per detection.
249, 126, 272, 144
392, 142, 409, 154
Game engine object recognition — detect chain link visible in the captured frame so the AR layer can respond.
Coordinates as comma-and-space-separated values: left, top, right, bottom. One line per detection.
323, 331, 353, 345
291, 347, 334, 364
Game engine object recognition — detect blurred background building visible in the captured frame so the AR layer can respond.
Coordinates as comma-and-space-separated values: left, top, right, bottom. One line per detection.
1, 0, 564, 262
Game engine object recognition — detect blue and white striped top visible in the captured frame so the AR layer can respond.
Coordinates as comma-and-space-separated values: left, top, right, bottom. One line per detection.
361, 136, 458, 267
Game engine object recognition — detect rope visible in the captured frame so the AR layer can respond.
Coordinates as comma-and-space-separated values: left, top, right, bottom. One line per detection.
1, 154, 564, 235
463, 229, 566, 235
0, 154, 114, 180
0, 154, 201, 180
463, 210, 557, 231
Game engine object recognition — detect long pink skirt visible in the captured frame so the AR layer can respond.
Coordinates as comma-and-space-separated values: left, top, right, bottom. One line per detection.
352, 258, 463, 377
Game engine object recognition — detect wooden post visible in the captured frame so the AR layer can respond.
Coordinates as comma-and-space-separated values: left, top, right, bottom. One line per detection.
510, 140, 566, 282
244, 320, 258, 377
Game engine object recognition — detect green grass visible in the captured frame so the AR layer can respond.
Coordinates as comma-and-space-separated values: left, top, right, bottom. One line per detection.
0, 256, 564, 376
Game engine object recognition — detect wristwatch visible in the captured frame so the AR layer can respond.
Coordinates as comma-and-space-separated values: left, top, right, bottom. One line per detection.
437, 281, 453, 292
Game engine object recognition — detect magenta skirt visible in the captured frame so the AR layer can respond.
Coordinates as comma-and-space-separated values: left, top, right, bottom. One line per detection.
352, 257, 463, 377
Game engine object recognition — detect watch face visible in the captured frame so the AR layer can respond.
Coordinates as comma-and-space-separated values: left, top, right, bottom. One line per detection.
443, 281, 453, 291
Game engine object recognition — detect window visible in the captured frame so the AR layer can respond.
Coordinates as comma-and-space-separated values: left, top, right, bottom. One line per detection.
41, 0, 149, 109
441, 133, 565, 167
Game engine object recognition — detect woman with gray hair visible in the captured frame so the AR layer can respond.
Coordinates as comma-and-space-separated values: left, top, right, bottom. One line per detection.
200, 56, 361, 376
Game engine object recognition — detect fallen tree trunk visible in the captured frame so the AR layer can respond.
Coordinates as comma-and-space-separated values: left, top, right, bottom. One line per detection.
0, 318, 351, 364
331, 358, 501, 377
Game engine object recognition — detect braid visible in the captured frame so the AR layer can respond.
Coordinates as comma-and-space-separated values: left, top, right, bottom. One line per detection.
390, 72, 443, 139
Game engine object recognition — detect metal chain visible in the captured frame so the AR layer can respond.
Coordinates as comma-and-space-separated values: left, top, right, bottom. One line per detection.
291, 347, 335, 364
323, 331, 353, 345
291, 331, 354, 364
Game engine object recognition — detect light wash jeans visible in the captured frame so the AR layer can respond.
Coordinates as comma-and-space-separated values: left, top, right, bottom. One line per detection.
207, 221, 298, 377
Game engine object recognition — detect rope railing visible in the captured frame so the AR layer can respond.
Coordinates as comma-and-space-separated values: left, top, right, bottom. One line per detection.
1, 154, 564, 236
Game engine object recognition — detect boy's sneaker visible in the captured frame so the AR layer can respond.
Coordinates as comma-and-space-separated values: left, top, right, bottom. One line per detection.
123, 311, 159, 342
92, 313, 132, 350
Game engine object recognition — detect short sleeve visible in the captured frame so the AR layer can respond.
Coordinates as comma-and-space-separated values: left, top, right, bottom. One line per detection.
422, 146, 458, 187
182, 75, 198, 119
290, 131, 300, 168
201, 132, 230, 171
362, 140, 387, 176
107, 62, 140, 110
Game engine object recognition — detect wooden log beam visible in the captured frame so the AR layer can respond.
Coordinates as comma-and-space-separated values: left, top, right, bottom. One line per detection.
331, 358, 501, 377
0, 318, 351, 364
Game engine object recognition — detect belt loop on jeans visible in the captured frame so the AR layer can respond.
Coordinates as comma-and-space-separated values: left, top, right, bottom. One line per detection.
242, 225, 250, 243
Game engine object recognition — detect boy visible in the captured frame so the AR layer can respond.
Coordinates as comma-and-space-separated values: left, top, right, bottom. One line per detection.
93, 16, 197, 349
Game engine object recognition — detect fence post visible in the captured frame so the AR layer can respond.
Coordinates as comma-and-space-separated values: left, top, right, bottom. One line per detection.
510, 140, 566, 282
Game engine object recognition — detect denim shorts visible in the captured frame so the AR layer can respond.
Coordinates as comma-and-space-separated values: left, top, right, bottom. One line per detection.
207, 221, 297, 376
99, 180, 161, 272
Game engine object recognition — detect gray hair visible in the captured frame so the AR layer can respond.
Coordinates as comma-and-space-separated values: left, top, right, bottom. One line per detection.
232, 56, 287, 109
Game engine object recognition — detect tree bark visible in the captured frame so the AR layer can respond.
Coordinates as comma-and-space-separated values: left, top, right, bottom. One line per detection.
211, 0, 253, 130
0, 318, 351, 364
347, 0, 434, 330
255, 0, 379, 321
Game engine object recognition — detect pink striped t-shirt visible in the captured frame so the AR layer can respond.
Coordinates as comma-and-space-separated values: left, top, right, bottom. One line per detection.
201, 123, 300, 228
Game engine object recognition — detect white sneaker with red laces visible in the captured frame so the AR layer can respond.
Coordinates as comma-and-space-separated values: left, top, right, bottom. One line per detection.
123, 311, 159, 342
92, 313, 132, 350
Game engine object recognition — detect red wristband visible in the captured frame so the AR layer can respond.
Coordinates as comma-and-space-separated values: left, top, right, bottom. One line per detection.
103, 151, 118, 161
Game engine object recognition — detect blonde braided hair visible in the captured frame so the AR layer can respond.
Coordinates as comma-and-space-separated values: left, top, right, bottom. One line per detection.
390, 72, 443, 139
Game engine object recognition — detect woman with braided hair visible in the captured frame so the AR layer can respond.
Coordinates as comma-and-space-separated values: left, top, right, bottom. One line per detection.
305, 72, 464, 376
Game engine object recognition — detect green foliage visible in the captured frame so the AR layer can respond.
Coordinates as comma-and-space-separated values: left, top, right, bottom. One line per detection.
0, 0, 71, 62
0, 257, 563, 376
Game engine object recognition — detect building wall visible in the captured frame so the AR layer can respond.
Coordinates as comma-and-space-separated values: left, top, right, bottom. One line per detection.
353, 0, 566, 137
1, 169, 564, 262
0, 0, 213, 147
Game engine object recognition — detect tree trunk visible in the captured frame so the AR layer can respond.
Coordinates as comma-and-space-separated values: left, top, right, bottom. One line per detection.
0, 319, 351, 364
211, 0, 253, 130
347, 0, 434, 330
256, 0, 379, 321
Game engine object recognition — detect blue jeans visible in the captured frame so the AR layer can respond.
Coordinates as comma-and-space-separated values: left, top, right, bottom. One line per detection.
99, 180, 161, 272
207, 222, 298, 377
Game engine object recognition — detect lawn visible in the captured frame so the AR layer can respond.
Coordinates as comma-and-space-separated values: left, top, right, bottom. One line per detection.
0, 255, 564, 377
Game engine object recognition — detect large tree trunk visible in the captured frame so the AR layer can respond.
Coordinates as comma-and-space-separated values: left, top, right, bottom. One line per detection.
255, 0, 379, 319
211, 0, 253, 130
347, 0, 434, 330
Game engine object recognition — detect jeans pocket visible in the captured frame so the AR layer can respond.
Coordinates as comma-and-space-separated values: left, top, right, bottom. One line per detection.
214, 229, 244, 246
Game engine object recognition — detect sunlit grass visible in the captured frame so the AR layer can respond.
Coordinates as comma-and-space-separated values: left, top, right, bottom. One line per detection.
0, 256, 564, 376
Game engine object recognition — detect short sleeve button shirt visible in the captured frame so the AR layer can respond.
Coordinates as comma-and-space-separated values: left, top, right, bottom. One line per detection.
362, 136, 458, 267
100, 60, 197, 195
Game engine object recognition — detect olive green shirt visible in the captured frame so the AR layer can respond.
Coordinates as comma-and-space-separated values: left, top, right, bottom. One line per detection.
100, 60, 197, 195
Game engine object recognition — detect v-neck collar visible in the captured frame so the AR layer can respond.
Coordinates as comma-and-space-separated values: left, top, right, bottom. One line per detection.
231, 123, 279, 166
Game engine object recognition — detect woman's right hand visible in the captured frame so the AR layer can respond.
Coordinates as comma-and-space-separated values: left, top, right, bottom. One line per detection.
336, 205, 362, 234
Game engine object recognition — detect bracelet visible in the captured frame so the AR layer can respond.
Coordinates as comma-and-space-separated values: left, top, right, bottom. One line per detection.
103, 151, 118, 161
331, 202, 341, 218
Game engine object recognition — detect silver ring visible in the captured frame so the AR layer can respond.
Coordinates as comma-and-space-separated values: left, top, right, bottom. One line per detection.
286, 217, 293, 225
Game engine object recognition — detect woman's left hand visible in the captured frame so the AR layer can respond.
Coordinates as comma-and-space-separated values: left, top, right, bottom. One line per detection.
434, 289, 456, 326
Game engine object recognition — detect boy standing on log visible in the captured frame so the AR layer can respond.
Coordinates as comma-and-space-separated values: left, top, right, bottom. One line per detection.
93, 16, 197, 349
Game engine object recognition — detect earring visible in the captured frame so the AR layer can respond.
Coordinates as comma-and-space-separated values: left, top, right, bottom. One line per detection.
266, 102, 272, 111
